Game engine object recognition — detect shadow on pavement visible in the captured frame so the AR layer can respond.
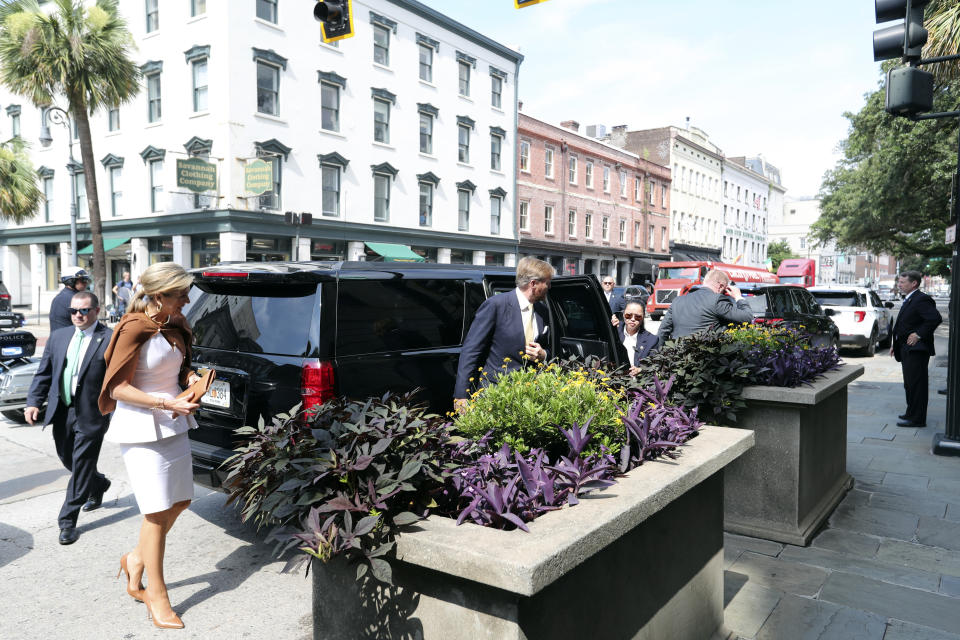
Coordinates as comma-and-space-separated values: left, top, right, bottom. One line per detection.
0, 468, 69, 501
0, 521, 34, 569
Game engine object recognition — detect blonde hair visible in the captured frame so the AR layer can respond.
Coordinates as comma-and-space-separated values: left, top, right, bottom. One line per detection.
703, 270, 731, 287
127, 262, 194, 314
515, 257, 555, 289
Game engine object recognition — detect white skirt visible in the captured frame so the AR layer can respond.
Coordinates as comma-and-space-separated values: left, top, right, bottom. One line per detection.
120, 432, 194, 515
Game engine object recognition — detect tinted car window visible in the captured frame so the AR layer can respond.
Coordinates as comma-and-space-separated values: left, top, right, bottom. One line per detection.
553, 284, 606, 340
812, 291, 861, 307
768, 290, 793, 315
188, 284, 318, 355
869, 291, 883, 307
745, 290, 769, 314
337, 279, 464, 356
789, 289, 815, 315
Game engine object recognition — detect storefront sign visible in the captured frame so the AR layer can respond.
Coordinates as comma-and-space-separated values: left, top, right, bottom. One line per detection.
176, 157, 217, 193
245, 159, 273, 195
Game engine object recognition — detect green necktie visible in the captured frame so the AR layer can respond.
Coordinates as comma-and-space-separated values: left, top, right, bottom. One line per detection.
62, 330, 84, 406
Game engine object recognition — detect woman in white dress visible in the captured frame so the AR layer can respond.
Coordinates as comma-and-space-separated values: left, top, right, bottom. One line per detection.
99, 262, 200, 630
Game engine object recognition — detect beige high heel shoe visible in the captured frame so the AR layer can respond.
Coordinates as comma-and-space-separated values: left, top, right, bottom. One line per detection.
143, 592, 184, 630
116, 554, 145, 602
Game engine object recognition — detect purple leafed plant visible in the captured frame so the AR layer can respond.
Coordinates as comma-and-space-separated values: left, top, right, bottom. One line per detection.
746, 345, 841, 387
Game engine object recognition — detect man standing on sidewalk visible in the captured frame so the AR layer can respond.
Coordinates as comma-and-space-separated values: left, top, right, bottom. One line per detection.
26, 291, 113, 545
890, 270, 942, 428
49, 267, 91, 332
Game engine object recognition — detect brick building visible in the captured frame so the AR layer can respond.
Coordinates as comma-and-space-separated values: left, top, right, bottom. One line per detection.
516, 113, 671, 284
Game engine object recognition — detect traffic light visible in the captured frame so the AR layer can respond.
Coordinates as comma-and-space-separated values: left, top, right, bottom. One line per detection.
885, 66, 933, 116
873, 0, 929, 62
515, 0, 552, 7
315, 0, 353, 43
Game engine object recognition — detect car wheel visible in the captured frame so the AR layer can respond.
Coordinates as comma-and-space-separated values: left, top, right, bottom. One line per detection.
2, 409, 26, 423
861, 327, 877, 357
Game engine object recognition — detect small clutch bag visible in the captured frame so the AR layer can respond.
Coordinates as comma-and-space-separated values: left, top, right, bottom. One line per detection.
175, 368, 216, 402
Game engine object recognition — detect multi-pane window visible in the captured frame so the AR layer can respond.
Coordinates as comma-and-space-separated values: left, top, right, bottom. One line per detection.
634, 176, 641, 201
321, 82, 339, 131
148, 160, 162, 212
634, 221, 640, 246
458, 61, 470, 96
584, 212, 592, 239
374, 173, 390, 221
10, 113, 19, 137
108, 107, 120, 132
145, 0, 159, 32
256, 0, 277, 23
418, 44, 433, 82
491, 75, 502, 108
419, 182, 433, 227
373, 25, 389, 65
603, 166, 611, 193
257, 62, 279, 116
649, 180, 657, 205
569, 156, 577, 185
192, 58, 208, 112
373, 99, 390, 143
110, 166, 122, 217
619, 170, 627, 197
517, 200, 528, 232
321, 164, 340, 217
602, 217, 609, 241
490, 196, 501, 234
662, 183, 667, 207
191, 0, 206, 17
43, 177, 53, 222
258, 156, 281, 210
649, 224, 655, 248
519, 140, 530, 172
419, 112, 433, 154
544, 205, 554, 234
619, 220, 626, 243
490, 133, 502, 171
544, 147, 554, 178
147, 72, 161, 122
458, 124, 470, 163
568, 210, 576, 237
585, 161, 594, 188
459, 190, 471, 231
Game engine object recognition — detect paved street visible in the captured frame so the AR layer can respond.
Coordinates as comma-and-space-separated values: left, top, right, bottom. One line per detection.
0, 301, 956, 639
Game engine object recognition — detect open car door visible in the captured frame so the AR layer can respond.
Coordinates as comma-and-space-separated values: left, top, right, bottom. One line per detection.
547, 276, 626, 368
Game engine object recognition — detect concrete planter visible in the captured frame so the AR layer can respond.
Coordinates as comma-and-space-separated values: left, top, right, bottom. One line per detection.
312, 426, 753, 640
723, 364, 864, 546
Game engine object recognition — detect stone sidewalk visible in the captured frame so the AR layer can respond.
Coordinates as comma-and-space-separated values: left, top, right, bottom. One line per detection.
722, 320, 960, 640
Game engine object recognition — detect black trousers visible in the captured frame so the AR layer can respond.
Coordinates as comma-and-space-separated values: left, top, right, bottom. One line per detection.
52, 404, 108, 529
900, 348, 931, 425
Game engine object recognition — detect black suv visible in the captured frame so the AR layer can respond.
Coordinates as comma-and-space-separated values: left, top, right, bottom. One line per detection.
184, 262, 625, 489
738, 284, 840, 349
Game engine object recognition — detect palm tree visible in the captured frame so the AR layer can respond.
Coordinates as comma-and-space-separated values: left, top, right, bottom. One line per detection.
0, 137, 43, 223
926, 0, 960, 84
0, 0, 140, 307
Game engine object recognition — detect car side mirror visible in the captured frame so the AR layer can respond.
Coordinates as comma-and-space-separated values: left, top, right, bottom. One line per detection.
884, 302, 894, 309
823, 308, 835, 316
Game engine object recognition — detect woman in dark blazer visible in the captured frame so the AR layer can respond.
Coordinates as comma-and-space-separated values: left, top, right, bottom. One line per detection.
616, 302, 659, 375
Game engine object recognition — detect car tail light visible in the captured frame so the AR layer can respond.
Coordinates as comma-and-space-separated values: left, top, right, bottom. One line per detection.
853, 311, 866, 322
301, 360, 334, 415
0, 294, 9, 300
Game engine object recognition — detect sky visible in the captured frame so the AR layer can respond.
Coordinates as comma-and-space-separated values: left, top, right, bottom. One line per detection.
442, 0, 885, 198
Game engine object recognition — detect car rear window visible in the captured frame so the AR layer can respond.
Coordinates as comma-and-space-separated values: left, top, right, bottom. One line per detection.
336, 279, 464, 356
812, 292, 862, 307
187, 284, 318, 355
744, 291, 769, 314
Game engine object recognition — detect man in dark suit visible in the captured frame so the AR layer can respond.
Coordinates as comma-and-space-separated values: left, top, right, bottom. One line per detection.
26, 291, 113, 545
890, 270, 942, 428
601, 277, 626, 314
454, 257, 553, 410
657, 269, 755, 345
49, 266, 91, 332
615, 302, 658, 375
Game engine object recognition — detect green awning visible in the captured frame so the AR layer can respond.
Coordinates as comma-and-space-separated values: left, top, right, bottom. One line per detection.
78, 237, 129, 254
365, 242, 425, 262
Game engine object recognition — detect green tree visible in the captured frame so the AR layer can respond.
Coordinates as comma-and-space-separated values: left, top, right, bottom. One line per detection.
811, 70, 957, 261
0, 0, 140, 307
766, 239, 796, 271
0, 137, 43, 223
926, 0, 960, 84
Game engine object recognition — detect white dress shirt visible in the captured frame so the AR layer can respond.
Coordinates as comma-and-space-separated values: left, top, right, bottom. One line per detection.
67, 321, 99, 397
622, 329, 638, 366
515, 287, 536, 341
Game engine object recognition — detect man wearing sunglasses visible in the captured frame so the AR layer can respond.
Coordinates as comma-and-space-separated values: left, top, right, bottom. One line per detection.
26, 291, 114, 545
601, 277, 626, 315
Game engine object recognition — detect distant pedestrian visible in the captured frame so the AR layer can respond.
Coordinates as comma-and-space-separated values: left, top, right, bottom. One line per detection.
890, 271, 941, 428
657, 270, 754, 345
112, 271, 134, 317
601, 276, 626, 314
25, 291, 113, 546
616, 302, 658, 375
49, 267, 91, 332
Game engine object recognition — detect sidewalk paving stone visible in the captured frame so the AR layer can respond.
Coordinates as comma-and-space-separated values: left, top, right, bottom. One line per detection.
819, 572, 960, 636
882, 620, 960, 640
940, 576, 960, 598
828, 504, 920, 541
726, 551, 829, 597
777, 545, 940, 592
875, 539, 960, 577
811, 529, 881, 557
880, 473, 930, 491
868, 492, 947, 518
723, 578, 781, 638
945, 504, 960, 522
915, 517, 960, 552
724, 533, 784, 558
754, 593, 886, 640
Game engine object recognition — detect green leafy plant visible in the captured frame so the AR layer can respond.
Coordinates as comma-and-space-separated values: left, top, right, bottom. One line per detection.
453, 361, 627, 455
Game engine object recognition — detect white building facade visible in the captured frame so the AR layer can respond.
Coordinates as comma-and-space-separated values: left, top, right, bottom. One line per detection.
0, 0, 523, 310
720, 156, 785, 269
770, 198, 849, 284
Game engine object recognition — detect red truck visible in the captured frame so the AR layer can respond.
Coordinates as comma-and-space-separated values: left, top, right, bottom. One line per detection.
646, 261, 779, 320
776, 258, 816, 287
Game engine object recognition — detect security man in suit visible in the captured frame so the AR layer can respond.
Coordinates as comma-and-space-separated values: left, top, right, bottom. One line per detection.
49, 266, 91, 332
890, 270, 942, 428
657, 269, 754, 346
26, 291, 114, 545
601, 276, 626, 314
454, 257, 553, 411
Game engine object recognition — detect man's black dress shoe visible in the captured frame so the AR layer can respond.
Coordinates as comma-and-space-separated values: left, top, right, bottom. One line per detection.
59, 526, 79, 545
896, 420, 926, 428
938, 389, 948, 395
82, 478, 110, 512
898, 414, 908, 420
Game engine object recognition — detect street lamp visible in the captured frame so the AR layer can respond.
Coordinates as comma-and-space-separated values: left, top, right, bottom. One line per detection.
39, 106, 78, 262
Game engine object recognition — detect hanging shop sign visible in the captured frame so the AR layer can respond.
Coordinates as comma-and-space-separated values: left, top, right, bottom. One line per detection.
244, 158, 273, 195
176, 157, 217, 193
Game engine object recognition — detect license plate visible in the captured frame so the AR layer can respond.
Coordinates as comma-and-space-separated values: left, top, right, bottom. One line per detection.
1, 346, 22, 356
201, 379, 231, 408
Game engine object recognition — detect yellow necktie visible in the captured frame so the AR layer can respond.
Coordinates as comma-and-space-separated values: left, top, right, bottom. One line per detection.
524, 306, 535, 344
